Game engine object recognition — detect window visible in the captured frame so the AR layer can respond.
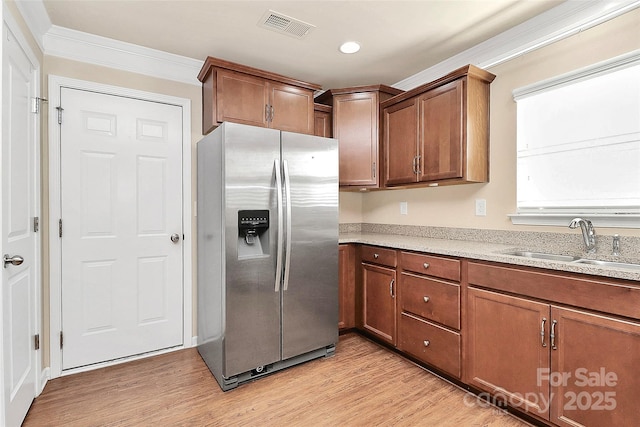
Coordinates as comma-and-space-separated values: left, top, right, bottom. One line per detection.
511, 50, 640, 227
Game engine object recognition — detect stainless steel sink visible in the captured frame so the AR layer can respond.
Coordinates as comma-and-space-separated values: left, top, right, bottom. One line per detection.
503, 250, 581, 262
571, 259, 640, 270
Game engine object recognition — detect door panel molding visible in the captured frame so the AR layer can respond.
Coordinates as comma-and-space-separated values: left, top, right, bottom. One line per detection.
48, 75, 192, 378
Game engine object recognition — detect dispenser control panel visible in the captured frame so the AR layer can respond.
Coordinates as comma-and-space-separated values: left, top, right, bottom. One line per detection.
238, 210, 269, 230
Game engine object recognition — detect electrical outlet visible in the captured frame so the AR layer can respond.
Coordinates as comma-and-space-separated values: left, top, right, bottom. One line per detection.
475, 199, 487, 216
400, 202, 408, 215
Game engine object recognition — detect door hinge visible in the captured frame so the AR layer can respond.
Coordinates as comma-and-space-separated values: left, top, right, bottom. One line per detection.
34, 334, 40, 350
33, 216, 40, 233
60, 331, 64, 349
56, 106, 64, 125
32, 97, 48, 114
59, 219, 63, 238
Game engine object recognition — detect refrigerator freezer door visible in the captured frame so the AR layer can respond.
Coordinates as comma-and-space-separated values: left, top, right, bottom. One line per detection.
222, 123, 282, 376
281, 132, 339, 359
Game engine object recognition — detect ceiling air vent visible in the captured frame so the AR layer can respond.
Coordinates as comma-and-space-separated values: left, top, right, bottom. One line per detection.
259, 10, 315, 39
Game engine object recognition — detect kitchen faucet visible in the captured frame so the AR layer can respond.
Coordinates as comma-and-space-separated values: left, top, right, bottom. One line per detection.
568, 218, 596, 252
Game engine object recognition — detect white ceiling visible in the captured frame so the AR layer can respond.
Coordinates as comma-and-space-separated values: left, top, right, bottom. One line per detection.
41, 0, 565, 89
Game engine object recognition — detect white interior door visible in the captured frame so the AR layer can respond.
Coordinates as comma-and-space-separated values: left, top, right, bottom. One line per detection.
59, 87, 184, 370
1, 22, 39, 427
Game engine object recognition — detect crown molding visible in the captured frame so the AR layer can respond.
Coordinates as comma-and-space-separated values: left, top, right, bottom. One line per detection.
13, 0, 51, 52
14, 0, 201, 86
13, 0, 640, 89
43, 25, 202, 86
393, 0, 640, 91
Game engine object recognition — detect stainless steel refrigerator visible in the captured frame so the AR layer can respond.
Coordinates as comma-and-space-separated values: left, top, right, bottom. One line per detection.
197, 122, 339, 391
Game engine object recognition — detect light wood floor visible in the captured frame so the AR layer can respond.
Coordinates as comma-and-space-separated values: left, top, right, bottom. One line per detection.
24, 333, 530, 426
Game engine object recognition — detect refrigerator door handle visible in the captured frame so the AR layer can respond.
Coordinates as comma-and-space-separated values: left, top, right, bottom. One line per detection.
274, 159, 284, 292
283, 159, 292, 291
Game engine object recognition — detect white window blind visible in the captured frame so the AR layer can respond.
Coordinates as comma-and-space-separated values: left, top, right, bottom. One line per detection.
511, 51, 640, 227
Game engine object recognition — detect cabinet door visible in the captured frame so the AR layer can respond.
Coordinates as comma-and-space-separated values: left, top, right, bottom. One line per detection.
268, 82, 314, 135
334, 92, 379, 186
338, 245, 356, 330
550, 306, 640, 427
216, 69, 269, 128
362, 263, 396, 345
467, 288, 551, 419
314, 108, 332, 138
383, 97, 419, 185
418, 79, 463, 181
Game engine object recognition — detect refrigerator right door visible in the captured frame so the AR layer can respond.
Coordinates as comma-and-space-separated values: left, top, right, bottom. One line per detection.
281, 132, 339, 360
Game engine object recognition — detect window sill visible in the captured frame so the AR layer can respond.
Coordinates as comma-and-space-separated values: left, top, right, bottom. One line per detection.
509, 213, 640, 228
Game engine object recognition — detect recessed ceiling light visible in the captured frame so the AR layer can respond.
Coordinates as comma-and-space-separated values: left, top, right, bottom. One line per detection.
339, 41, 360, 54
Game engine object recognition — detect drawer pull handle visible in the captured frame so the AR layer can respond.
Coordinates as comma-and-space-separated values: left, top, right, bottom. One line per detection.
423, 296, 430, 303
541, 317, 547, 348
389, 279, 395, 298
374, 253, 379, 259
423, 263, 430, 269
423, 340, 430, 347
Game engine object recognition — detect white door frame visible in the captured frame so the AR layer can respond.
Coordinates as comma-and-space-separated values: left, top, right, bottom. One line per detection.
48, 75, 192, 378
1, 0, 43, 416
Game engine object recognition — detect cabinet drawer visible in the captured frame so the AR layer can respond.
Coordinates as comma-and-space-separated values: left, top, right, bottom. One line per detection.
361, 245, 397, 268
400, 272, 460, 329
400, 252, 460, 281
398, 313, 461, 378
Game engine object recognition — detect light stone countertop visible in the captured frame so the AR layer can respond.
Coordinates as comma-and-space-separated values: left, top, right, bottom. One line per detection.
339, 232, 640, 282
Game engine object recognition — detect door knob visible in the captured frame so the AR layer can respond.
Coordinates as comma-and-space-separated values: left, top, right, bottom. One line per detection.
170, 233, 180, 243
3, 254, 24, 268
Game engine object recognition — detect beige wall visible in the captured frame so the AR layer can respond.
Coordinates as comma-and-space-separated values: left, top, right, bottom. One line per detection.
341, 8, 640, 238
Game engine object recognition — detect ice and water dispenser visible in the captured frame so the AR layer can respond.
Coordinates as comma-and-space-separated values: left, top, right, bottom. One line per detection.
237, 210, 270, 259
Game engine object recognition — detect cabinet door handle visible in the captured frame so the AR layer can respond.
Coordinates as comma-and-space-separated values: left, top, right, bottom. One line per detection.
423, 296, 430, 303
415, 155, 421, 174
265, 104, 270, 122
389, 279, 395, 298
270, 105, 274, 121
550, 319, 558, 350
423, 340, 430, 347
412, 156, 417, 174
540, 317, 547, 347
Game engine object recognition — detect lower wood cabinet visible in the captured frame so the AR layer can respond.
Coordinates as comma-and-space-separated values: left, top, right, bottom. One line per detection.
362, 262, 396, 345
550, 306, 640, 427
466, 287, 551, 418
467, 286, 640, 427
348, 244, 639, 427
338, 244, 355, 330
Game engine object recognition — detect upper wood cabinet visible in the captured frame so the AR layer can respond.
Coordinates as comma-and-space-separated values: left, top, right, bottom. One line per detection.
382, 65, 495, 187
198, 56, 321, 135
313, 103, 332, 138
316, 85, 403, 188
